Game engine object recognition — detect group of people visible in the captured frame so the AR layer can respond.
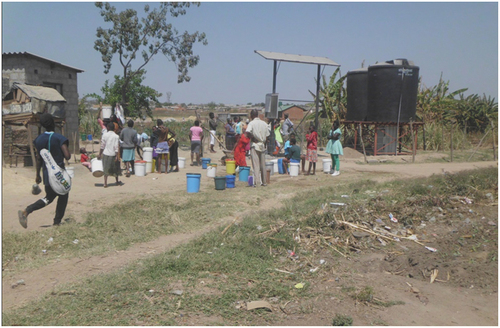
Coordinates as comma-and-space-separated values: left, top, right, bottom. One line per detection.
18, 110, 344, 229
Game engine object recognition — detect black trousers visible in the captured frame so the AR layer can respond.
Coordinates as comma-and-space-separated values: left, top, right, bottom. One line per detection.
26, 184, 69, 225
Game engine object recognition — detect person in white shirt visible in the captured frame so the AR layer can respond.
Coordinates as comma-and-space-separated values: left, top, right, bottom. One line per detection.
98, 123, 123, 188
245, 109, 270, 186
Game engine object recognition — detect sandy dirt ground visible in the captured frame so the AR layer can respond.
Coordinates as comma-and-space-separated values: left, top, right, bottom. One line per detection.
2, 144, 498, 325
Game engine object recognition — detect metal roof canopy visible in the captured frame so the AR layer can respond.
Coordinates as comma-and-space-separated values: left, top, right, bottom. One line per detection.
255, 50, 340, 129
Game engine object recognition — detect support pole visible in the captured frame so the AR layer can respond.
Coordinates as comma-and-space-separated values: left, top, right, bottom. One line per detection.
491, 120, 497, 160
27, 124, 36, 167
450, 123, 454, 162
410, 120, 415, 163
314, 64, 321, 131
359, 124, 368, 163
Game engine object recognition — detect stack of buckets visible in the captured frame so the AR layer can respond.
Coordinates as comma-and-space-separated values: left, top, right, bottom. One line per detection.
143, 147, 154, 173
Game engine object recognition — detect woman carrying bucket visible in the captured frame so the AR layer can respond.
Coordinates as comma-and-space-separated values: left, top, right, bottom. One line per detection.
325, 121, 343, 176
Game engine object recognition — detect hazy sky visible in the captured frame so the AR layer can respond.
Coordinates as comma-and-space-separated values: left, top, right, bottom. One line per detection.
2, 2, 498, 105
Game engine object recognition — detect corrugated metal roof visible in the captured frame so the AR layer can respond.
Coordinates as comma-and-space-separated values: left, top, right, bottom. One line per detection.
13, 83, 67, 102
255, 50, 340, 67
3, 51, 84, 72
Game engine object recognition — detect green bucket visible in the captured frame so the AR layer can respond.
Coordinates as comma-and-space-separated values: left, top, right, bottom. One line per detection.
214, 176, 226, 191
80, 133, 87, 141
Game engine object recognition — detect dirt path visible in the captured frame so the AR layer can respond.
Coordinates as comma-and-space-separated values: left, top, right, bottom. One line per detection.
2, 147, 497, 322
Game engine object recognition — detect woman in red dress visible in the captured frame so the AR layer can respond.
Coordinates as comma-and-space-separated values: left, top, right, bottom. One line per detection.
234, 133, 250, 168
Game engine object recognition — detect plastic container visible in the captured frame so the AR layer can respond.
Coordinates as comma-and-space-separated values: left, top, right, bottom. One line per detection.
278, 158, 285, 174
248, 175, 254, 187
66, 167, 75, 179
201, 158, 211, 169
186, 173, 201, 193
143, 147, 153, 162
226, 175, 236, 188
91, 158, 104, 177
290, 163, 300, 176
207, 163, 217, 178
226, 159, 236, 174
271, 159, 279, 174
238, 166, 250, 182
80, 133, 86, 141
265, 161, 274, 175
135, 160, 147, 176
102, 106, 112, 119
214, 176, 226, 190
146, 161, 152, 173
87, 134, 93, 141
178, 157, 186, 169
322, 158, 332, 173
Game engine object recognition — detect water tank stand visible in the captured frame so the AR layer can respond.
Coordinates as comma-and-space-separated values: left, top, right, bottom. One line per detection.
342, 120, 424, 156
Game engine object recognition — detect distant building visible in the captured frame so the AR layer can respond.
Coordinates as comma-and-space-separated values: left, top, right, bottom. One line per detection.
278, 104, 308, 121
2, 51, 84, 153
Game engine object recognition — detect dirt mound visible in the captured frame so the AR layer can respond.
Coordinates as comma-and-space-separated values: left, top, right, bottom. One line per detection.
342, 147, 365, 159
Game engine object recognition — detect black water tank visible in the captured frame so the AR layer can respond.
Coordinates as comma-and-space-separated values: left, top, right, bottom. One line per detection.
346, 68, 368, 121
367, 59, 419, 123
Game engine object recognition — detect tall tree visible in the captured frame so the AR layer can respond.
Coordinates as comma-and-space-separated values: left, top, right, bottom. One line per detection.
94, 2, 207, 115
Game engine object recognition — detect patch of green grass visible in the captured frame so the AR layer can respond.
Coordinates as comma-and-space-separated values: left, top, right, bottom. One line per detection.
332, 313, 353, 326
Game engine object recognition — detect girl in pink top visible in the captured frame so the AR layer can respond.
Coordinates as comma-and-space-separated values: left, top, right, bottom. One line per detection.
305, 125, 318, 175
189, 120, 204, 166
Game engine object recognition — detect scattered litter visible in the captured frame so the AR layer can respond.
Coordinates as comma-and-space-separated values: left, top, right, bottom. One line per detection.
246, 300, 273, 311
488, 221, 496, 226
287, 250, 295, 257
393, 237, 400, 242
384, 226, 391, 231
171, 290, 183, 296
11, 279, 25, 288
377, 238, 387, 246
425, 246, 437, 252
437, 207, 444, 212
341, 195, 349, 198
375, 219, 383, 224
427, 185, 433, 189
485, 193, 493, 199
430, 269, 439, 283
149, 289, 155, 293
460, 197, 473, 204
330, 202, 346, 206
294, 283, 304, 289
389, 213, 398, 223
42, 250, 47, 254
72, 239, 79, 244
407, 235, 418, 241
464, 218, 471, 224
47, 237, 53, 243
468, 209, 474, 214
429, 216, 436, 222
152, 178, 158, 180
275, 268, 294, 275
309, 267, 319, 273
256, 225, 262, 231
319, 259, 326, 265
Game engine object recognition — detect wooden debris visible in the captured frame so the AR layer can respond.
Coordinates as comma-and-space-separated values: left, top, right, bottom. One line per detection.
221, 217, 238, 235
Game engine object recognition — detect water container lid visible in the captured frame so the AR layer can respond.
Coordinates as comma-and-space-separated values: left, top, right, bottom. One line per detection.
347, 67, 368, 74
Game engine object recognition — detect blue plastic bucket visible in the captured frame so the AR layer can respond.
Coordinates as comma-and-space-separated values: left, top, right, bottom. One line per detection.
186, 173, 201, 193
226, 175, 236, 188
87, 134, 93, 141
278, 159, 285, 174
238, 166, 250, 182
201, 158, 211, 169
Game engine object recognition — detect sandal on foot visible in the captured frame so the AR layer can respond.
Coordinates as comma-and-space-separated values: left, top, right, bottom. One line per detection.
18, 210, 28, 229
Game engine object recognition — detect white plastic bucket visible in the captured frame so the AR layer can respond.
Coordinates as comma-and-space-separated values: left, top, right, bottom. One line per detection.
322, 158, 332, 173
102, 106, 112, 119
207, 163, 217, 178
143, 147, 153, 162
265, 161, 274, 175
135, 161, 146, 177
66, 167, 75, 178
290, 163, 300, 177
271, 159, 279, 174
145, 161, 152, 173
178, 157, 186, 169
91, 158, 104, 177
